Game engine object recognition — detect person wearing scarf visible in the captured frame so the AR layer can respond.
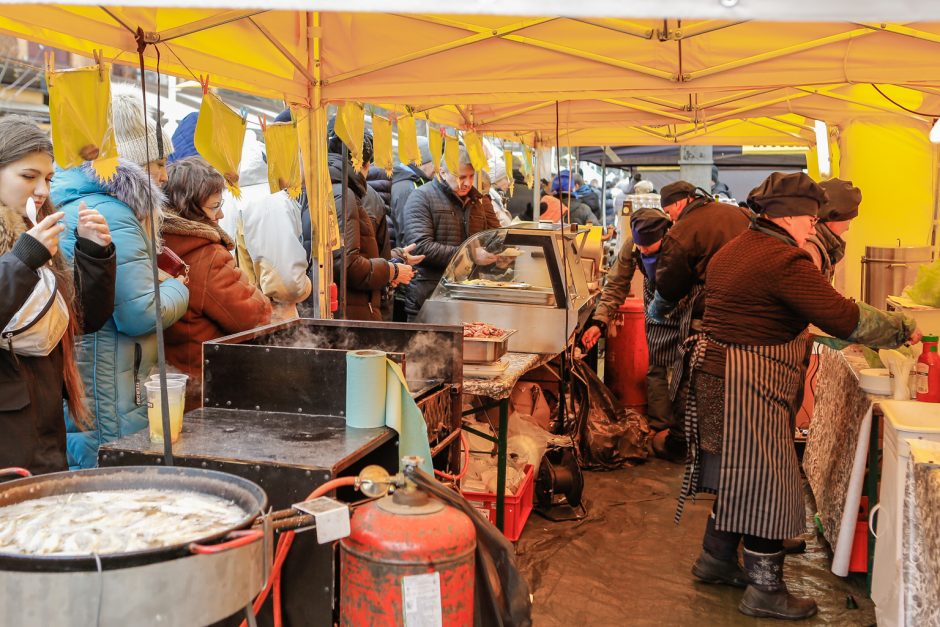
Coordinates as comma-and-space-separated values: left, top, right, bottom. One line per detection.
803, 178, 861, 282
680, 171, 919, 620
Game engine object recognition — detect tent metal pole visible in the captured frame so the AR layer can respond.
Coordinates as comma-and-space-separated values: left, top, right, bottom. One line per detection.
307, 10, 332, 318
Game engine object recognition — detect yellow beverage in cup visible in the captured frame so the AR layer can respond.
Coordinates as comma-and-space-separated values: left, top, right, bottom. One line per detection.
145, 380, 185, 443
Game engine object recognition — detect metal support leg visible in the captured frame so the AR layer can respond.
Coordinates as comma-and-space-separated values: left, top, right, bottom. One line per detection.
495, 398, 509, 531
865, 410, 881, 596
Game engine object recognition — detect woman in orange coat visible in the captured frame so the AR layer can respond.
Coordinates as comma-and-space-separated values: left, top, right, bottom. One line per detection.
162, 157, 271, 410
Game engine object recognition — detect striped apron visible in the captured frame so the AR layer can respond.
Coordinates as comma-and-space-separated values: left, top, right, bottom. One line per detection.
642, 280, 683, 370
667, 284, 705, 402
677, 331, 812, 539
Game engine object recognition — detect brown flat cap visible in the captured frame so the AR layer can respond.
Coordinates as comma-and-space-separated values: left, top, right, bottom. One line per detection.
660, 180, 697, 208
747, 172, 828, 218
818, 178, 862, 222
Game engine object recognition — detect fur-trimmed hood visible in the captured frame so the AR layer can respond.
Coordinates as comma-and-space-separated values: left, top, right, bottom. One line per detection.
0, 203, 28, 256
161, 212, 234, 252
51, 159, 165, 224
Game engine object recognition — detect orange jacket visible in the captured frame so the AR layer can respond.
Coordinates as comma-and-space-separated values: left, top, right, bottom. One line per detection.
162, 213, 271, 410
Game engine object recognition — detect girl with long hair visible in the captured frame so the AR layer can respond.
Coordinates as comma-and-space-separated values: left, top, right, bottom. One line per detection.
0, 115, 115, 474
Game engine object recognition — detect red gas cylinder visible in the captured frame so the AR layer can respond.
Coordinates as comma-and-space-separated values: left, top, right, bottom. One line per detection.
340, 488, 476, 626
603, 298, 649, 411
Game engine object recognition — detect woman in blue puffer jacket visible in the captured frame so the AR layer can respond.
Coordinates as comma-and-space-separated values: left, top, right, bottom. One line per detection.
53, 84, 189, 468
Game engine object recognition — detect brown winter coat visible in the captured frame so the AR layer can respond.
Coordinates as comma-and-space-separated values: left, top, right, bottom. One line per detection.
162, 213, 271, 410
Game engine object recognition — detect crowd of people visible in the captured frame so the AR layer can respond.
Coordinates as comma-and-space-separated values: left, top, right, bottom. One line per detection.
581, 172, 919, 621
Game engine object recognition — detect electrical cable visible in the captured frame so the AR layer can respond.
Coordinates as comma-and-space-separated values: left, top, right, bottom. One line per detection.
870, 83, 940, 117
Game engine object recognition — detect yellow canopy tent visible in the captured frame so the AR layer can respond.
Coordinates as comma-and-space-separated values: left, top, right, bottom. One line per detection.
1, 7, 938, 302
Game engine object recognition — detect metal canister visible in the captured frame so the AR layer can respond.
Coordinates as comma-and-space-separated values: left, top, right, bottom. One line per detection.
861, 245, 933, 310
339, 488, 476, 626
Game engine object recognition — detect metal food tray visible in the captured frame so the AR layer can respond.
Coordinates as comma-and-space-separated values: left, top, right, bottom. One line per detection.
444, 282, 555, 306
463, 329, 517, 363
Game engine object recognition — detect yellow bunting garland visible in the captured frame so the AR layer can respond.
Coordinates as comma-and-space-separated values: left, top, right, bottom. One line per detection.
195, 91, 246, 198
397, 114, 420, 166
333, 101, 365, 172
463, 130, 488, 173
372, 114, 394, 177
263, 120, 302, 198
46, 57, 118, 181
443, 133, 460, 176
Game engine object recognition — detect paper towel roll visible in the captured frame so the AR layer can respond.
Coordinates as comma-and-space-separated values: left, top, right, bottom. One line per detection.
346, 349, 387, 428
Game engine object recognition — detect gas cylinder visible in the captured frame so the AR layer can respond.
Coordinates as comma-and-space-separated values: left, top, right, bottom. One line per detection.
339, 486, 476, 626
603, 298, 649, 411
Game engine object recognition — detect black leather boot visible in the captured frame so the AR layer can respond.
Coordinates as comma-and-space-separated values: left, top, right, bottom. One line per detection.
739, 549, 818, 620
692, 515, 747, 588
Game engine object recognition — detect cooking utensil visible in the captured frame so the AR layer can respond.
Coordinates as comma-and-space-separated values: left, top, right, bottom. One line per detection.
0, 465, 267, 572
463, 329, 517, 363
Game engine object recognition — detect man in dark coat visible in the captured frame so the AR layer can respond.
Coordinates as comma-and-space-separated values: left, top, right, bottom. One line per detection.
646, 181, 752, 462
328, 126, 413, 321
390, 136, 435, 249
402, 145, 491, 319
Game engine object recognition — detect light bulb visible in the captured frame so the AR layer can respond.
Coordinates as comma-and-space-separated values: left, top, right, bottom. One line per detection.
929, 118, 940, 144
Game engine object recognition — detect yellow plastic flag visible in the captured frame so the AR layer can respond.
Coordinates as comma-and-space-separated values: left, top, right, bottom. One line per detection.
372, 114, 394, 177
397, 114, 420, 166
428, 128, 443, 175
46, 59, 118, 181
523, 145, 534, 189
444, 133, 460, 176
194, 91, 246, 198
463, 131, 488, 173
263, 120, 302, 198
333, 101, 365, 172
504, 148, 515, 196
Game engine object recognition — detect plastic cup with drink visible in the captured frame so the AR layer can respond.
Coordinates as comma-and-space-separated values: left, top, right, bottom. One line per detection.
144, 377, 186, 443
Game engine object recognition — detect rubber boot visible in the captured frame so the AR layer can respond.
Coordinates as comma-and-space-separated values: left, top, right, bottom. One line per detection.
739, 549, 818, 620
783, 537, 807, 554
692, 514, 747, 588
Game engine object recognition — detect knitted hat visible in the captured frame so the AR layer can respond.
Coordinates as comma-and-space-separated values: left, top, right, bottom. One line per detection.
550, 170, 574, 194
747, 172, 827, 218
660, 180, 696, 208
111, 82, 174, 166
818, 178, 862, 222
630, 208, 671, 246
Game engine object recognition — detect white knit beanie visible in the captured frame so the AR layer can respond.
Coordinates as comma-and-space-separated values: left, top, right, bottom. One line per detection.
111, 82, 174, 166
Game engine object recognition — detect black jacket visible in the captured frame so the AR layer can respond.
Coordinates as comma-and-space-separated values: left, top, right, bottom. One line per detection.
506, 169, 532, 219
390, 164, 431, 249
0, 204, 115, 475
655, 198, 751, 317
402, 177, 489, 318
329, 153, 391, 321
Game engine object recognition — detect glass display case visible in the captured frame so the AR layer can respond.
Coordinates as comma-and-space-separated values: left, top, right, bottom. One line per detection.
417, 223, 597, 354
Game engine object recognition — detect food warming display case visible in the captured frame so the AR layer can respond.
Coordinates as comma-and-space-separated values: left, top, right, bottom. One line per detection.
417, 224, 598, 354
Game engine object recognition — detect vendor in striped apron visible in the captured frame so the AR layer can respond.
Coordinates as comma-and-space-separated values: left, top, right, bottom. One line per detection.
581, 208, 676, 451
679, 172, 919, 621
647, 181, 752, 461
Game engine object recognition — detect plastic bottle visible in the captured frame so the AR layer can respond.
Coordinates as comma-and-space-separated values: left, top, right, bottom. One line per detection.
915, 336, 940, 403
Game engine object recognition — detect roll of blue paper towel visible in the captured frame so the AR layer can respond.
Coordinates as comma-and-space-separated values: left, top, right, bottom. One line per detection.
346, 349, 387, 428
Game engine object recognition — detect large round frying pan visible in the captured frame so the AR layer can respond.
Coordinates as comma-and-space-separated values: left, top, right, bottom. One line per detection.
0, 466, 267, 572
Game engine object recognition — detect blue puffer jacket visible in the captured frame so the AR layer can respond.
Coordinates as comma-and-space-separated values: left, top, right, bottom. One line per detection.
53, 161, 190, 469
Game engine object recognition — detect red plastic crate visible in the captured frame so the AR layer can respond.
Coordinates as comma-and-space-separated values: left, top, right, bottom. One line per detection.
461, 464, 535, 541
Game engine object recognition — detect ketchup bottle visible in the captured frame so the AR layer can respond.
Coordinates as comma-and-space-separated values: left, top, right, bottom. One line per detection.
916, 335, 940, 403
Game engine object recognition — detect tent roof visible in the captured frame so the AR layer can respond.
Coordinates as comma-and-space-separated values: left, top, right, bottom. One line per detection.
1, 8, 939, 144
